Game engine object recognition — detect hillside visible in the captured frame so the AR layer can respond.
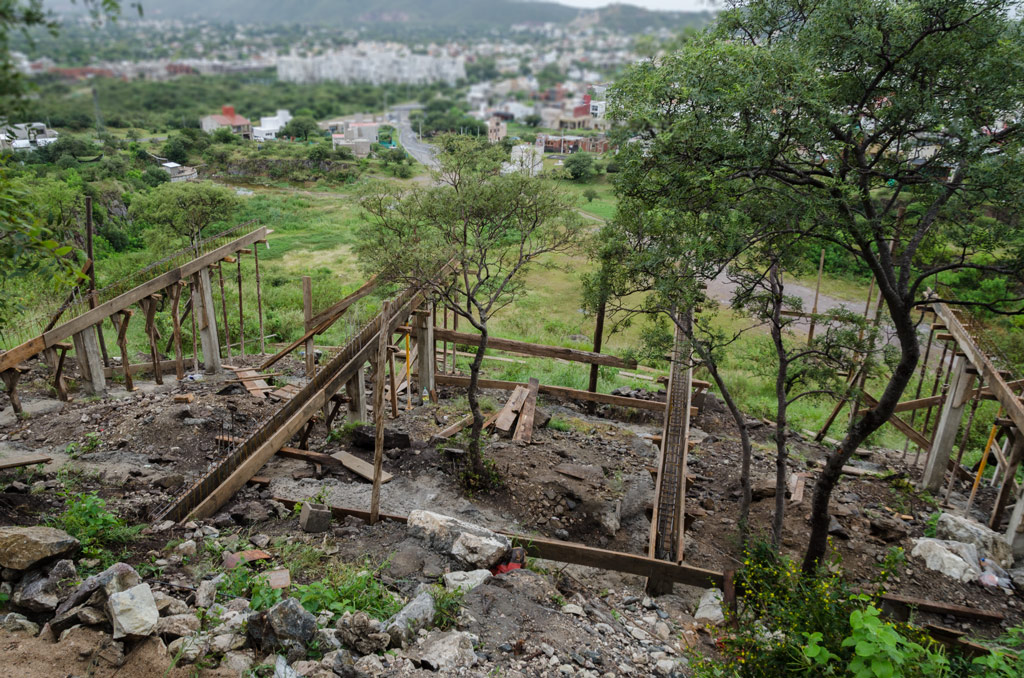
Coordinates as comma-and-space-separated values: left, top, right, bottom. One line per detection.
51, 0, 712, 33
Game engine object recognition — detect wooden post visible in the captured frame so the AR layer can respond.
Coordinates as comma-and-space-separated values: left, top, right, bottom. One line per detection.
169, 283, 185, 380
587, 297, 606, 414
387, 348, 399, 418
1, 369, 23, 415
346, 366, 367, 422
217, 263, 232, 361
990, 433, 1024, 530
415, 304, 435, 404
405, 331, 412, 411
237, 254, 245, 357
140, 296, 163, 386
84, 195, 110, 367
303, 276, 315, 378
112, 311, 134, 392
72, 326, 106, 395
922, 357, 974, 491
53, 344, 70, 401
189, 285, 199, 373
370, 301, 391, 525
442, 305, 449, 374
807, 248, 824, 345
254, 242, 266, 355
194, 268, 222, 374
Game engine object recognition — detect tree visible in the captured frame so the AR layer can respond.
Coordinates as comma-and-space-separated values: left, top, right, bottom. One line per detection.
523, 114, 542, 128
609, 0, 1024, 570
281, 116, 320, 141
210, 127, 238, 144
583, 188, 598, 203
563, 152, 594, 181
356, 136, 584, 485
131, 181, 239, 250
162, 136, 189, 164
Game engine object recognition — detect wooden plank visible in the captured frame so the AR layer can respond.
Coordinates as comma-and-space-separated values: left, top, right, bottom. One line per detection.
332, 450, 393, 484
173, 394, 195, 404
216, 434, 392, 483
494, 386, 529, 432
268, 498, 724, 589
0, 455, 52, 470
233, 368, 272, 399
433, 327, 636, 369
861, 391, 932, 450
434, 414, 473, 439
512, 378, 540, 443
880, 593, 1004, 622
437, 373, 670, 413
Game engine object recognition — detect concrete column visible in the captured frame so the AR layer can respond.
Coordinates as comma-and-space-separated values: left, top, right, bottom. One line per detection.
72, 326, 106, 395
921, 356, 974, 491
194, 268, 222, 374
414, 304, 435, 404
346, 365, 367, 422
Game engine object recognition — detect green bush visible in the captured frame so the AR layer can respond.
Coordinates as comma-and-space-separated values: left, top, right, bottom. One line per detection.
50, 492, 142, 566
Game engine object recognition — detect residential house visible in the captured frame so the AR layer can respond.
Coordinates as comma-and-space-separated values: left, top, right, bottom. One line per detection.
488, 117, 508, 144
1, 122, 58, 150
201, 105, 252, 139
503, 144, 544, 176
332, 135, 371, 157
536, 133, 610, 155
253, 109, 292, 141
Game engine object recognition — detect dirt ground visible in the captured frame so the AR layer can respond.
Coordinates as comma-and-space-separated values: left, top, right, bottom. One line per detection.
0, 351, 1020, 668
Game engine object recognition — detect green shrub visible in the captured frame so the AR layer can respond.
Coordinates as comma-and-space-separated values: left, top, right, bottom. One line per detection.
429, 584, 464, 630
50, 492, 142, 565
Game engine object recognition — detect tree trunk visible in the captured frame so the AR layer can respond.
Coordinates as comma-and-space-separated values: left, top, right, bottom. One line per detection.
802, 297, 920, 571
769, 264, 788, 549
693, 340, 753, 534
466, 324, 489, 477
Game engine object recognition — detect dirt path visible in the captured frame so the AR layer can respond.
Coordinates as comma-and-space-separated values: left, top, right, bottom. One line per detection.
707, 269, 865, 329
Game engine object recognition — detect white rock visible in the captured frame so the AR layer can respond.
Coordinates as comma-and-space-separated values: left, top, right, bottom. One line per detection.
936, 513, 1014, 568
911, 538, 981, 582
451, 531, 509, 569
167, 634, 208, 663
694, 589, 725, 626
108, 583, 159, 639
195, 577, 220, 608
416, 630, 478, 671
443, 569, 492, 592
175, 540, 197, 556
655, 659, 676, 676
152, 590, 189, 616
156, 613, 200, 638
561, 603, 585, 616
355, 654, 385, 675
223, 651, 255, 673
274, 655, 300, 678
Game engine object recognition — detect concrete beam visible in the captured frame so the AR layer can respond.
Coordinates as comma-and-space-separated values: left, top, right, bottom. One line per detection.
921, 356, 974, 491
415, 303, 435, 403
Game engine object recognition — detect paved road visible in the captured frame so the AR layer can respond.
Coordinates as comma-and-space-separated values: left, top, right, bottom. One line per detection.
395, 115, 438, 169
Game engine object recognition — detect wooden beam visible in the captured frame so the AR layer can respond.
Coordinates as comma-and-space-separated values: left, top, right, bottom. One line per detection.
217, 435, 391, 482
861, 391, 932, 451
0, 455, 51, 470
0, 225, 267, 374
433, 328, 636, 369
103, 361, 180, 379
269, 498, 724, 589
437, 373, 685, 414
880, 593, 1004, 622
512, 378, 540, 443
261, 276, 379, 371
494, 386, 529, 432
933, 303, 1024, 434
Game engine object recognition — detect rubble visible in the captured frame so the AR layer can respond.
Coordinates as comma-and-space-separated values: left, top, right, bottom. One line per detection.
415, 630, 479, 671
911, 538, 982, 582
935, 513, 1014, 569
107, 583, 159, 639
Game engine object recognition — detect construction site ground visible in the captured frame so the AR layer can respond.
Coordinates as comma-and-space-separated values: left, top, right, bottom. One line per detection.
0, 355, 1020, 676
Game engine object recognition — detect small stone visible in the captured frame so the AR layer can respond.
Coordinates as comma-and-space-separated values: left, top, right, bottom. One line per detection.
443, 569, 492, 592
299, 503, 332, 533
175, 540, 197, 556
108, 583, 159, 639
562, 604, 585, 616
195, 577, 220, 608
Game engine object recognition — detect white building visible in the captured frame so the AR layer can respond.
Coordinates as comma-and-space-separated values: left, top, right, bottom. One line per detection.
253, 109, 293, 141
332, 135, 371, 157
1, 122, 58, 150
161, 162, 198, 182
278, 43, 465, 86
503, 144, 544, 177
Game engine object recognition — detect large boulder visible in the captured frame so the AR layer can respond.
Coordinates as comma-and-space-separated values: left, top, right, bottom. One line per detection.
248, 597, 316, 655
407, 510, 510, 567
384, 591, 435, 648
0, 526, 78, 570
911, 538, 982, 582
56, 562, 141, 616
935, 513, 1014, 569
694, 589, 725, 626
108, 583, 159, 639
415, 630, 478, 671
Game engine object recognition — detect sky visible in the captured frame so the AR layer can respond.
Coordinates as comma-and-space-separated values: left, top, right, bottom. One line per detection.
554, 0, 720, 11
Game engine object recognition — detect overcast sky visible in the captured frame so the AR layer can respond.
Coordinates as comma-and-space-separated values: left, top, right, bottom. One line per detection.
555, 0, 720, 11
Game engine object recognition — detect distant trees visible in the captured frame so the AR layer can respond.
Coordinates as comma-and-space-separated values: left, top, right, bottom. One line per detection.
563, 152, 594, 181
523, 114, 542, 128
281, 116, 320, 141
355, 136, 583, 487
162, 137, 189, 164
130, 181, 239, 250
609, 0, 1024, 570
411, 99, 486, 137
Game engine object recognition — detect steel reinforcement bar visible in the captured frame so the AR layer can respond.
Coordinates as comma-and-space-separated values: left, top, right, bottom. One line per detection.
151, 281, 425, 523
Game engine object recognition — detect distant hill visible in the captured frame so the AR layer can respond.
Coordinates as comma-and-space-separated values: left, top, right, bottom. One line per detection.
52, 0, 711, 33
